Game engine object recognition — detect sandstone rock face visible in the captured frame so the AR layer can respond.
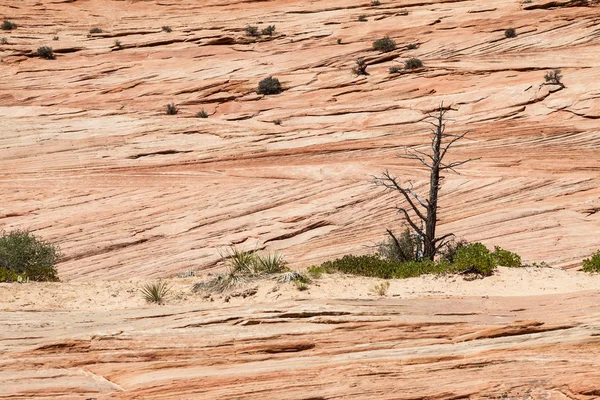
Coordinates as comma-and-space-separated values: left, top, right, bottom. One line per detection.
1, 0, 600, 279
2, 291, 600, 399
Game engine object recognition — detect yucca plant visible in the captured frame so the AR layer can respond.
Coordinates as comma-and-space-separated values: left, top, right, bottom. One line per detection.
256, 252, 287, 274
141, 281, 171, 304
196, 109, 209, 118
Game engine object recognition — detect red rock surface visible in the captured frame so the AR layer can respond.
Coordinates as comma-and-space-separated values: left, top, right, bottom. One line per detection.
1, 0, 599, 281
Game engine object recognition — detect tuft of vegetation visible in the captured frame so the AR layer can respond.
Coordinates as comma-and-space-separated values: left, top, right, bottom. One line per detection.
140, 281, 171, 304
371, 281, 390, 296
273, 119, 282, 125
371, 0, 382, 5
358, 14, 368, 22
1, 20, 17, 31
319, 254, 448, 279
36, 46, 55, 60
0, 230, 60, 282
373, 35, 396, 53
257, 76, 283, 95
245, 25, 260, 37
337, 38, 342, 44
162, 26, 172, 33
0, 37, 7, 45
294, 280, 309, 291
352, 58, 368, 75
582, 250, 600, 273
439, 239, 469, 264
492, 246, 522, 267
544, 69, 563, 87
166, 103, 178, 115
389, 66, 402, 74
256, 252, 287, 274
196, 109, 209, 118
261, 25, 276, 36
407, 43, 417, 50
53, 36, 59, 41
307, 265, 325, 279
404, 57, 423, 69
378, 229, 417, 262
114, 39, 122, 48
276, 270, 308, 284
504, 28, 517, 38
452, 243, 497, 277
89, 27, 103, 34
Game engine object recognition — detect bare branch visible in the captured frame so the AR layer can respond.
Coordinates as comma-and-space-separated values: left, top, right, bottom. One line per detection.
433, 233, 455, 244
439, 158, 480, 173
396, 206, 425, 238
374, 171, 428, 220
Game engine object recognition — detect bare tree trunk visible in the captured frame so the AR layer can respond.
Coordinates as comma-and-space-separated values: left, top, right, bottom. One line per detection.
374, 104, 478, 261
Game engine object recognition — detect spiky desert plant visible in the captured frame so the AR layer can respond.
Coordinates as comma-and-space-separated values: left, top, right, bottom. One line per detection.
141, 281, 171, 303
166, 103, 178, 115
544, 69, 564, 87
36, 46, 55, 60
255, 252, 287, 274
221, 246, 259, 274
352, 58, 368, 75
196, 109, 209, 118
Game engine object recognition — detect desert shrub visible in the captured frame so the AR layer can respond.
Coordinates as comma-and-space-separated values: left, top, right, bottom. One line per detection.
389, 66, 402, 74
544, 69, 563, 86
273, 119, 282, 125
0, 37, 7, 45
294, 280, 309, 291
452, 243, 497, 276
505, 28, 517, 38
352, 58, 368, 75
337, 38, 342, 44
166, 103, 178, 115
255, 252, 287, 274
358, 14, 367, 22
141, 281, 171, 303
89, 27, 103, 34
371, 0, 381, 5
53, 36, 59, 41
439, 239, 469, 264
373, 35, 396, 52
492, 246, 522, 267
407, 43, 417, 50
582, 250, 600, 273
257, 76, 282, 95
0, 230, 60, 282
371, 281, 390, 296
1, 20, 17, 31
404, 58, 423, 69
245, 25, 260, 37
114, 39, 122, 47
196, 109, 209, 118
261, 25, 276, 36
307, 265, 325, 279
36, 46, 55, 60
162, 26, 172, 33
377, 228, 416, 262
319, 254, 448, 279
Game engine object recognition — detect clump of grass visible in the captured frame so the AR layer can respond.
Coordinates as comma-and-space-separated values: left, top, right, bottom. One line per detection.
544, 69, 563, 87
36, 46, 55, 60
245, 25, 260, 37
358, 14, 368, 22
89, 27, 103, 34
505, 28, 517, 38
373, 35, 396, 53
0, 37, 7, 45
273, 119, 282, 125
261, 25, 276, 36
371, 281, 390, 296
257, 76, 283, 95
166, 103, 178, 115
407, 43, 417, 50
389, 66, 402, 74
141, 281, 171, 304
404, 58, 423, 69
114, 39, 122, 48
307, 265, 325, 279
0, 229, 60, 282
53, 36, 59, 41
294, 280, 309, 291
371, 0, 381, 5
582, 250, 600, 273
196, 109, 209, 118
162, 26, 172, 33
1, 20, 17, 31
352, 58, 368, 75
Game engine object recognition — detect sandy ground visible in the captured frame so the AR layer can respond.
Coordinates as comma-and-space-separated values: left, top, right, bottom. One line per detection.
1, 266, 599, 312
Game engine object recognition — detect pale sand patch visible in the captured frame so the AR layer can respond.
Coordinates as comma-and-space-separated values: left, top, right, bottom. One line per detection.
1, 267, 599, 312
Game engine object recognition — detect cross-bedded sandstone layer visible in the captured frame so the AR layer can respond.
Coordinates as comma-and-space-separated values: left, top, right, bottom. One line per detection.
1, 0, 599, 280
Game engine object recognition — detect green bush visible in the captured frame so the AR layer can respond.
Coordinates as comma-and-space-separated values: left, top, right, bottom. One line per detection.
0, 230, 60, 282
162, 26, 172, 33
245, 25, 260, 37
196, 109, 208, 118
373, 35, 396, 53
377, 228, 416, 262
358, 15, 367, 22
36, 46, 55, 60
505, 28, 516, 38
166, 103, 178, 115
407, 43, 417, 50
257, 76, 282, 95
89, 27, 103, 34
319, 254, 449, 279
404, 58, 423, 69
371, 0, 381, 5
452, 243, 497, 276
582, 251, 600, 273
492, 246, 522, 267
261, 25, 276, 36
1, 20, 17, 31
352, 58, 368, 75
439, 239, 469, 264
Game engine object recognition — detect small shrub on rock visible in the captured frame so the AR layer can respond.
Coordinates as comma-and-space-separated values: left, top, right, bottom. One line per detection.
582, 250, 600, 273
505, 28, 517, 38
407, 43, 418, 50
0, 230, 60, 282
245, 25, 260, 37
352, 58, 368, 75
389, 65, 402, 74
196, 109, 209, 118
36, 46, 55, 60
261, 25, 276, 36
257, 76, 282, 95
404, 57, 423, 69
166, 103, 178, 115
544, 69, 563, 86
371, 0, 381, 5
373, 35, 396, 53
1, 20, 17, 31
452, 243, 497, 276
492, 246, 522, 267
89, 27, 103, 34
358, 14, 368, 22
162, 26, 172, 33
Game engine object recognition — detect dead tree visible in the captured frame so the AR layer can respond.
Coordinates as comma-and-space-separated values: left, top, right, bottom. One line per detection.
374, 104, 477, 260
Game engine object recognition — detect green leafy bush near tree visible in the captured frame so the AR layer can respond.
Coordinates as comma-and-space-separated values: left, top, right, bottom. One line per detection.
0, 230, 60, 282
582, 251, 600, 273
452, 243, 497, 276
492, 246, 522, 267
